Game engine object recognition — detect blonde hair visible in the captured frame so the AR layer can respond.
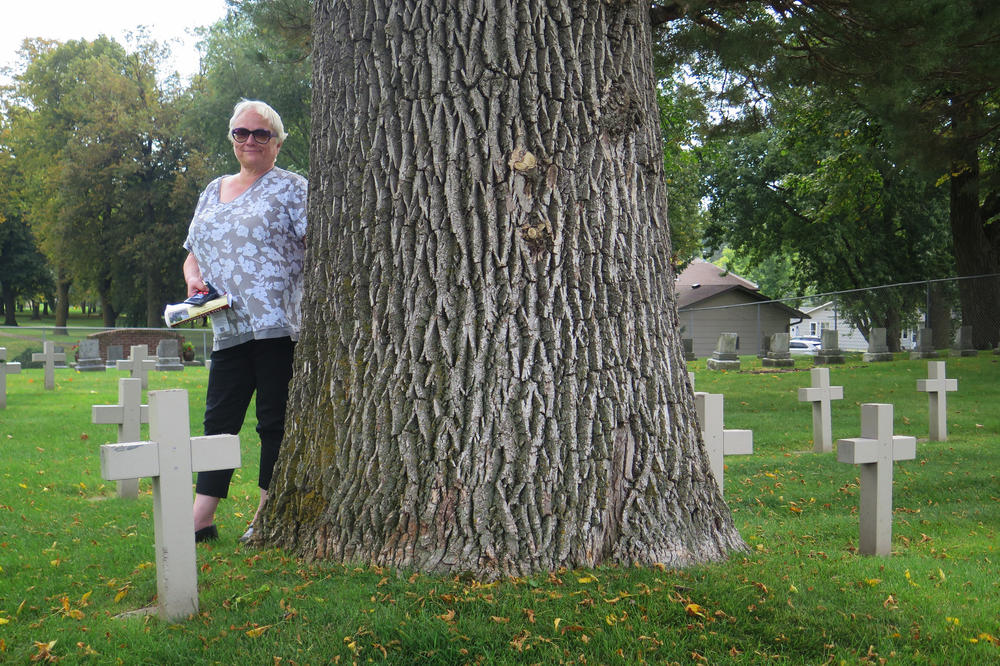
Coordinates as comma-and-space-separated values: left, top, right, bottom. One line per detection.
228, 99, 288, 144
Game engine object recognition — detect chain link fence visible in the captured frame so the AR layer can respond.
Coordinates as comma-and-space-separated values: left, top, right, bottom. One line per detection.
0, 325, 213, 369
678, 274, 1000, 359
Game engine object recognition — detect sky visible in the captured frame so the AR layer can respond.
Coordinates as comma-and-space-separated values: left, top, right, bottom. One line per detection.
1, 0, 230, 82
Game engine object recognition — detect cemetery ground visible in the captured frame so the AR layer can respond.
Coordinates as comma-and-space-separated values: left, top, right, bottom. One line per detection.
1, 354, 998, 664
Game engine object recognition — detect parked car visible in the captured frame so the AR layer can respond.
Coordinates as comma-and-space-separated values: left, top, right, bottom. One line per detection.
790, 338, 821, 354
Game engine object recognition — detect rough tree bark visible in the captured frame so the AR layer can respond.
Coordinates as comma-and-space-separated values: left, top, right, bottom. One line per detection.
260, 0, 746, 576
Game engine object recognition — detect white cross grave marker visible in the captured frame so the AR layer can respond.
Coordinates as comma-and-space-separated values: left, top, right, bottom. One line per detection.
694, 392, 753, 494
32, 341, 66, 390
1, 347, 22, 409
92, 378, 150, 499
99, 389, 241, 621
798, 367, 844, 453
837, 403, 916, 556
916, 361, 957, 441
116, 344, 157, 390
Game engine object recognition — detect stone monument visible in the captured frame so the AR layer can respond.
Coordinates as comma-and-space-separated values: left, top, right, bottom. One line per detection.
950, 326, 977, 357
32, 341, 66, 390
815, 329, 845, 365
798, 367, 844, 453
694, 391, 753, 494
75, 339, 106, 372
762, 332, 795, 368
706, 332, 741, 371
837, 403, 916, 556
862, 328, 893, 363
1, 347, 22, 409
916, 361, 957, 441
106, 344, 124, 368
154, 340, 184, 372
99, 390, 241, 621
909, 328, 937, 359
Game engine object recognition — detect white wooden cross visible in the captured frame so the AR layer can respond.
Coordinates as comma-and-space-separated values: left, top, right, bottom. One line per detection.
916, 361, 957, 441
798, 367, 844, 453
694, 392, 753, 494
92, 378, 149, 499
32, 341, 66, 391
1, 347, 22, 409
837, 403, 916, 556
99, 389, 241, 621
116, 345, 157, 390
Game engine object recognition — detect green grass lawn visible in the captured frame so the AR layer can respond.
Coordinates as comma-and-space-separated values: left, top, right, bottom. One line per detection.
0, 352, 998, 663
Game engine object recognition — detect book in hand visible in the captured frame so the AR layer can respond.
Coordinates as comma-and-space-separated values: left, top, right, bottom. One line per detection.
164, 283, 232, 327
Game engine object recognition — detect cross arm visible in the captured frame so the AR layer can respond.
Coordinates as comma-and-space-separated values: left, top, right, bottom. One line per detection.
723, 429, 753, 456
190, 434, 241, 473
4, 362, 20, 373
890, 436, 917, 461
100, 442, 159, 481
836, 437, 878, 464
92, 404, 124, 425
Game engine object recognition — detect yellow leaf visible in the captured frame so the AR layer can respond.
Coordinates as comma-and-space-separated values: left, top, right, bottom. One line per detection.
114, 588, 129, 603
0, 618, 9, 625
553, 617, 562, 632
865, 578, 881, 587
577, 575, 598, 584
245, 625, 271, 637
490, 616, 509, 624
938, 568, 946, 581
685, 603, 706, 618
437, 609, 455, 623
789, 584, 798, 594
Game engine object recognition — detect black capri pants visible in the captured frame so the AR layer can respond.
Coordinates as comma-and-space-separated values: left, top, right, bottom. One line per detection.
195, 336, 295, 498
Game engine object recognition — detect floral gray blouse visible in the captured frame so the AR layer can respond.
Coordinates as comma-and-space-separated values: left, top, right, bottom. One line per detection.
184, 167, 308, 350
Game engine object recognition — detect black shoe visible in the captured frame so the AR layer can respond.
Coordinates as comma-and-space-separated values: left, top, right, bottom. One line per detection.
195, 525, 219, 542
184, 282, 221, 307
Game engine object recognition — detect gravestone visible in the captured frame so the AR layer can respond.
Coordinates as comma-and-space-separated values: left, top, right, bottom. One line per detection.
117, 345, 157, 390
798, 367, 844, 453
916, 361, 957, 441
757, 335, 770, 360
837, 403, 916, 556
763, 332, 794, 368
1, 347, 22, 410
862, 328, 893, 362
682, 338, 696, 361
106, 344, 124, 368
694, 392, 753, 494
909, 328, 938, 359
75, 339, 106, 372
815, 329, 845, 365
99, 389, 241, 622
92, 378, 150, 499
950, 326, 977, 357
32, 341, 67, 390
154, 340, 184, 372
706, 332, 741, 371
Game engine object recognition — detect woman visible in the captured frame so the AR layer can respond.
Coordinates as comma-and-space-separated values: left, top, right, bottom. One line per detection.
182, 99, 307, 542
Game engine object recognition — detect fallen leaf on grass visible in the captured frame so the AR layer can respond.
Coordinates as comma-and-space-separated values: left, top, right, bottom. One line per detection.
685, 603, 706, 618
245, 624, 272, 637
437, 609, 455, 623
491, 616, 509, 623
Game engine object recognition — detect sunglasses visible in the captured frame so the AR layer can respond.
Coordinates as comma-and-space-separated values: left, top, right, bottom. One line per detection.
231, 127, 274, 144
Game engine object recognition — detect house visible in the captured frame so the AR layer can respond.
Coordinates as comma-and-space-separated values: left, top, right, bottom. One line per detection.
789, 301, 922, 351
675, 259, 809, 358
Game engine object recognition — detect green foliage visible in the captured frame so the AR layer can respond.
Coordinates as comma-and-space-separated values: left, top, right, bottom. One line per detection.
1, 355, 998, 662
186, 1, 312, 175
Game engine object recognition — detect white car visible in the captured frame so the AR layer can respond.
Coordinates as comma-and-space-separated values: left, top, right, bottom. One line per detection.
789, 338, 821, 354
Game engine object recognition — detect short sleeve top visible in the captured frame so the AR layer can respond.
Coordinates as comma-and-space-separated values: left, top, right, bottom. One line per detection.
184, 167, 308, 350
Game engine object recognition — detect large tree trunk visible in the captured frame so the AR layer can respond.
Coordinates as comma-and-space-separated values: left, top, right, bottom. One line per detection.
261, 0, 745, 576
949, 103, 1000, 349
54, 270, 71, 335
1, 282, 17, 326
